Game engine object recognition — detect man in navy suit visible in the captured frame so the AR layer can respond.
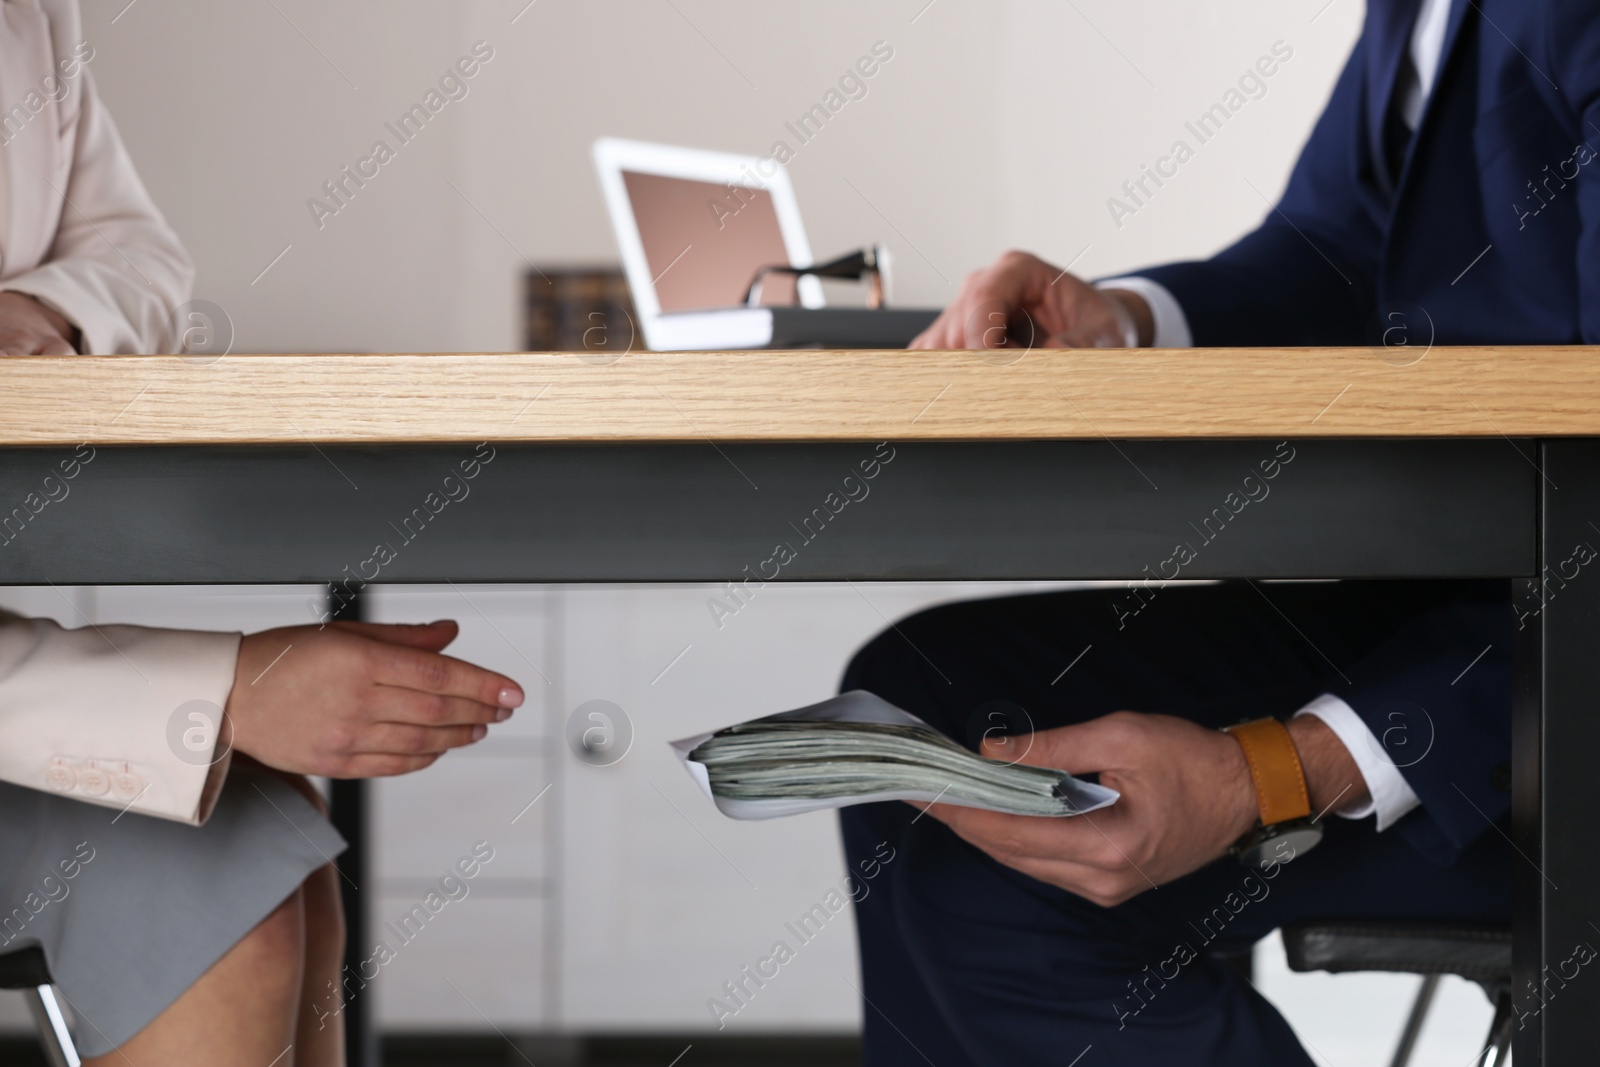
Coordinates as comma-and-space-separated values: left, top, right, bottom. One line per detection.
842, 0, 1585, 1061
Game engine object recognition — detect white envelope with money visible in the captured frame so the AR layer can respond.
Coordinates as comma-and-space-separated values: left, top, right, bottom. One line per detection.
671, 690, 1120, 820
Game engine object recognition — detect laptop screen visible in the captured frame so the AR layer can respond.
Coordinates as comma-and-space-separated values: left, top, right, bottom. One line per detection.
622, 170, 799, 312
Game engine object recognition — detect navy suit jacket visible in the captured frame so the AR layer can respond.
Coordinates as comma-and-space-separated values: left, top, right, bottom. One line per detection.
1134, 0, 1600, 865
1141, 0, 1600, 346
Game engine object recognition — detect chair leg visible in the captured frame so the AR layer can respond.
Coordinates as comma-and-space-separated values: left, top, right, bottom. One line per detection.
23, 985, 81, 1067
1482, 988, 1513, 1067
1388, 974, 1440, 1067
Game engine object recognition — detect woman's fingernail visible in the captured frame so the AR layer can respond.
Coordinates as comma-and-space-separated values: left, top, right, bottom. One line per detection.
498, 686, 524, 708
470, 724, 488, 742
495, 706, 512, 722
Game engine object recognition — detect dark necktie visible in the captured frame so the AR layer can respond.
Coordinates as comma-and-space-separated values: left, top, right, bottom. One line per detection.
1383, 50, 1418, 188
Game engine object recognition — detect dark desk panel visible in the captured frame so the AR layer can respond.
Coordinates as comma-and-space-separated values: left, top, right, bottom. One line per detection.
0, 438, 1533, 584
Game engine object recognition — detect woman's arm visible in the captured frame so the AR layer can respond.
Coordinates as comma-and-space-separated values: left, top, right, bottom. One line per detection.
0, 609, 237, 823
0, 30, 193, 352
0, 612, 523, 825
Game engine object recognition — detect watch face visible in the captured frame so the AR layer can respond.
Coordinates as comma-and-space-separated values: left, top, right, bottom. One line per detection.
1237, 823, 1324, 870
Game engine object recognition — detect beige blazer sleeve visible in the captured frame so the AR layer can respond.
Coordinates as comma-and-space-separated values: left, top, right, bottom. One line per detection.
0, 3, 238, 825
0, 610, 242, 824
0, 0, 194, 353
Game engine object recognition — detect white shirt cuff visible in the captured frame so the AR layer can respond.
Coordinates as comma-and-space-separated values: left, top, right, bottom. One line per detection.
1294, 694, 1422, 832
1094, 276, 1193, 348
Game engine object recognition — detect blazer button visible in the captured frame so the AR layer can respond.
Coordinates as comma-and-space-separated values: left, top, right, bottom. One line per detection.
1491, 763, 1513, 793
111, 769, 144, 800
77, 765, 110, 796
43, 761, 76, 792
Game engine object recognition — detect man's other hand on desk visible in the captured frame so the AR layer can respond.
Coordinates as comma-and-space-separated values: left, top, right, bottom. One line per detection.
225, 619, 525, 779
910, 250, 1152, 351
0, 291, 78, 354
914, 711, 1368, 907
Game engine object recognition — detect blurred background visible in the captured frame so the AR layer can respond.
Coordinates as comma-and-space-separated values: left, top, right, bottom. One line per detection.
78, 0, 1370, 352
0, 1, 1504, 1063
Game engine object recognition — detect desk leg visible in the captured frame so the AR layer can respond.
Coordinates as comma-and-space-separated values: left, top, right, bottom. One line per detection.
326, 585, 378, 1067
1523, 441, 1600, 1065
1513, 546, 1543, 1067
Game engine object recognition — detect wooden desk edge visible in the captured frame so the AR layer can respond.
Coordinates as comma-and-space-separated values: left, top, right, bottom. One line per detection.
0, 347, 1592, 444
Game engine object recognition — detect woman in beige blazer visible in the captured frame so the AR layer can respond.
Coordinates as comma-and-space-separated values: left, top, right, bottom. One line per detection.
0, 0, 187, 354
0, 3, 524, 1063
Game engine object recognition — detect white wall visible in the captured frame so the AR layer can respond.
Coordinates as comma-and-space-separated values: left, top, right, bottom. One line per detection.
84, 0, 1361, 353
993, 3, 1359, 277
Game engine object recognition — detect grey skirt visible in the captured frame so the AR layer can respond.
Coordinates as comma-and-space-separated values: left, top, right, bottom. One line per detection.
0, 763, 345, 1057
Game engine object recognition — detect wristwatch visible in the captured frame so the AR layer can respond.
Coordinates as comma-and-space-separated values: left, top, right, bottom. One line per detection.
1223, 717, 1324, 870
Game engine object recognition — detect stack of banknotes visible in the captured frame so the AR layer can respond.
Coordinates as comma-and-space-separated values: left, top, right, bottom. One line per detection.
689, 719, 1087, 817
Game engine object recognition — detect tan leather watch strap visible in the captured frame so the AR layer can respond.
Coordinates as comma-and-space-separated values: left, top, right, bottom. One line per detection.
1224, 718, 1312, 826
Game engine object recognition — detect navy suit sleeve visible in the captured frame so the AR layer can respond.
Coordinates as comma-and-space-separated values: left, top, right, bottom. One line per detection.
1130, 40, 1383, 345
1549, 0, 1600, 342
1316, 3, 1600, 869
1326, 599, 1513, 866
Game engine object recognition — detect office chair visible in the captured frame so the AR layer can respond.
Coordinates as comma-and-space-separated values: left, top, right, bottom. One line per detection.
0, 945, 80, 1066
1282, 922, 1512, 1067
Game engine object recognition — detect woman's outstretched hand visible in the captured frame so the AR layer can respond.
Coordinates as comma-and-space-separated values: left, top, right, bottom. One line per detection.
225, 619, 523, 778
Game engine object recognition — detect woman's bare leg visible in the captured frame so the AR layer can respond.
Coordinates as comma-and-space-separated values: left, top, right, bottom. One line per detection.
85, 884, 305, 1066
83, 770, 348, 1066
294, 861, 347, 1066
268, 769, 347, 1067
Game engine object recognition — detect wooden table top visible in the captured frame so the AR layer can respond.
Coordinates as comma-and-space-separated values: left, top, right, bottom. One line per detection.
0, 347, 1593, 445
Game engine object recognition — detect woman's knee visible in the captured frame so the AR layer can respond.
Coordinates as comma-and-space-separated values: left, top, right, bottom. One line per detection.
300, 862, 345, 966
223, 883, 307, 999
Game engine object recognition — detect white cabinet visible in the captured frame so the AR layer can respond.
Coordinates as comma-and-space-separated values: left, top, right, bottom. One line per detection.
547, 581, 1073, 1033
366, 581, 1063, 1033
363, 585, 560, 1030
